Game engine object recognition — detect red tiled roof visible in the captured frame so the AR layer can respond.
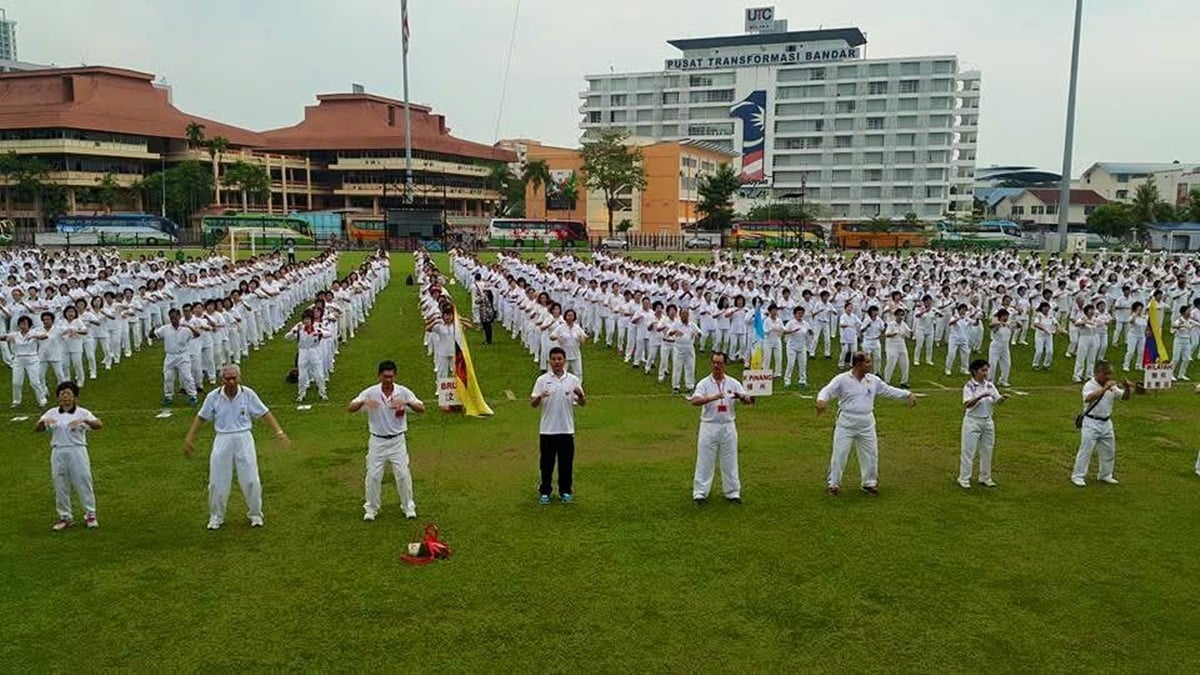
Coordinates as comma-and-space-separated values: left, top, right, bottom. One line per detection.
259, 93, 515, 162
0, 66, 263, 146
1026, 189, 1109, 206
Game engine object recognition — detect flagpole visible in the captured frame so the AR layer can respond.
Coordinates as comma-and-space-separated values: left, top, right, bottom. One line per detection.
401, 0, 414, 205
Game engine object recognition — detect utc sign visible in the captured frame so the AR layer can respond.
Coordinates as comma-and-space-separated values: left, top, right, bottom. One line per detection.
745, 7, 777, 32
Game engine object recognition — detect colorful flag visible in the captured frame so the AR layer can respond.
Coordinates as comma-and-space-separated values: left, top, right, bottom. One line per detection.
451, 313, 492, 417
749, 304, 765, 369
1143, 298, 1166, 367
401, 0, 410, 54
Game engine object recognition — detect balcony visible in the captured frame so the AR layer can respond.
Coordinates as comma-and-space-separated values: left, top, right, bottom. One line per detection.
0, 138, 157, 159
328, 156, 491, 178
333, 183, 500, 200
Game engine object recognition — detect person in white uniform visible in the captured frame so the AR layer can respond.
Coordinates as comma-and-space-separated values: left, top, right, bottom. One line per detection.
669, 308, 701, 394
1070, 361, 1132, 487
184, 364, 289, 530
155, 308, 200, 407
816, 352, 917, 496
959, 359, 1006, 489
36, 381, 102, 531
549, 308, 588, 382
883, 308, 912, 387
348, 360, 426, 521
782, 306, 813, 389
689, 351, 754, 505
5, 315, 49, 407
531, 347, 586, 505
286, 309, 334, 402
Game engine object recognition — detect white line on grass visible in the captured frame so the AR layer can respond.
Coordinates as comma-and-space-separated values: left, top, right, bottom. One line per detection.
925, 381, 952, 391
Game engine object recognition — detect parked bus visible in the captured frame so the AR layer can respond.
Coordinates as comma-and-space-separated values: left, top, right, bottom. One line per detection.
936, 220, 1023, 240
201, 214, 313, 247
729, 220, 825, 249
831, 221, 929, 250
346, 217, 385, 245
48, 213, 180, 245
488, 218, 588, 248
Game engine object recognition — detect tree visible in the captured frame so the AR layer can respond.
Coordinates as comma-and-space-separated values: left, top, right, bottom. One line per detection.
742, 202, 821, 223
522, 160, 551, 219
1130, 180, 1161, 237
865, 215, 893, 232
561, 171, 580, 222
223, 160, 271, 212
486, 164, 526, 217
185, 122, 206, 149
1154, 200, 1181, 223
580, 129, 647, 236
1187, 189, 1200, 223
1087, 203, 1135, 242
95, 173, 125, 214
136, 160, 213, 228
695, 163, 741, 231
206, 135, 230, 206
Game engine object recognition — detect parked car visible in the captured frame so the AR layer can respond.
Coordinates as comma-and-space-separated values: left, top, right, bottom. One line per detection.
599, 237, 629, 250
685, 236, 718, 249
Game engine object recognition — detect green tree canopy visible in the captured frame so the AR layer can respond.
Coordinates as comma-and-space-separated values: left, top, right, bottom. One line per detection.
1086, 203, 1135, 241
695, 163, 741, 231
486, 164, 526, 217
223, 160, 271, 211
580, 130, 647, 236
137, 160, 214, 227
521, 160, 552, 218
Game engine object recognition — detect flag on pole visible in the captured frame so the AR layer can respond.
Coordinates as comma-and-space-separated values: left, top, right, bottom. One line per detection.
452, 313, 493, 417
1143, 298, 1166, 367
401, 0, 410, 54
749, 303, 765, 369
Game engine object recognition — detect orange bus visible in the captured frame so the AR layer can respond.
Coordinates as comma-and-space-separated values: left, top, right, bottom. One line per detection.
346, 217, 385, 244
831, 221, 929, 250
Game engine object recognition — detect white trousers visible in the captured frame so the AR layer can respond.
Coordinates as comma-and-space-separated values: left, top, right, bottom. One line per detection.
566, 357, 584, 383
1172, 336, 1192, 378
39, 359, 69, 388
51, 445, 96, 519
884, 343, 909, 383
363, 434, 415, 516
762, 339, 783, 375
208, 432, 262, 524
811, 322, 833, 357
784, 345, 808, 386
163, 354, 197, 398
914, 330, 935, 364
1123, 335, 1145, 371
988, 346, 1011, 385
434, 355, 454, 380
83, 336, 98, 376
862, 340, 882, 374
11, 354, 47, 404
693, 422, 740, 499
66, 350, 86, 386
1033, 333, 1054, 368
945, 339, 970, 374
959, 416, 995, 483
672, 345, 696, 391
657, 342, 674, 380
298, 348, 327, 398
1073, 335, 1099, 381
827, 412, 879, 488
1072, 419, 1116, 481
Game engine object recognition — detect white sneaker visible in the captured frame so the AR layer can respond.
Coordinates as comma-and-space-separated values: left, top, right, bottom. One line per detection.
404, 511, 417, 520
1070, 477, 1086, 487
206, 519, 222, 530
363, 511, 377, 522
957, 479, 971, 489
249, 516, 264, 527
979, 479, 998, 488
1099, 476, 1119, 485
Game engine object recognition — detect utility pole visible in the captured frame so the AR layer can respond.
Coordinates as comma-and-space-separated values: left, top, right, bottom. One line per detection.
401, 0, 414, 205
1056, 0, 1084, 252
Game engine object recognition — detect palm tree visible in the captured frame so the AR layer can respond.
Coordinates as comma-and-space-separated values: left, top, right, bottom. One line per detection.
561, 171, 580, 223
185, 122, 206, 149
206, 136, 230, 207
522, 160, 551, 219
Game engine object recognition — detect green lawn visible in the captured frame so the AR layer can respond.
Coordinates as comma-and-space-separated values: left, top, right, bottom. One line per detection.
2, 252, 1198, 671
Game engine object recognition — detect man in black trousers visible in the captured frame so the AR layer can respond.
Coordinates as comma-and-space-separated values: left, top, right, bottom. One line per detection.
531, 347, 586, 505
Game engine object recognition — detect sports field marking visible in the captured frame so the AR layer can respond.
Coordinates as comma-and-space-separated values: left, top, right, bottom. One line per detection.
155, 411, 173, 419
925, 381, 952, 391
296, 405, 313, 411
10, 416, 29, 422
504, 390, 516, 401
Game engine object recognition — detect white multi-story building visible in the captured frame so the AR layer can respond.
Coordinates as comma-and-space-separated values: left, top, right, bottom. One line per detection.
579, 10, 980, 219
0, 9, 16, 62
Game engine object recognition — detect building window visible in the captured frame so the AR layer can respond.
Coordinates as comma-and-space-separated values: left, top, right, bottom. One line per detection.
868, 81, 888, 95
776, 137, 823, 150
1031, 206, 1045, 215
867, 117, 885, 130
686, 123, 733, 136
899, 80, 919, 94
689, 75, 714, 87
1047, 205, 1058, 215
809, 67, 825, 81
610, 94, 627, 106
1012, 206, 1025, 216
865, 169, 883, 182
834, 135, 852, 148
689, 89, 735, 103
1116, 174, 1130, 183
865, 135, 884, 148
588, 111, 601, 123
832, 170, 852, 183
661, 92, 680, 105
837, 82, 856, 96
835, 100, 856, 113
863, 152, 883, 164
1115, 190, 1129, 200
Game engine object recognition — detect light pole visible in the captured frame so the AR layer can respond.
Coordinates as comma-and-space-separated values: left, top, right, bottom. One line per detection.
1056, 0, 1084, 251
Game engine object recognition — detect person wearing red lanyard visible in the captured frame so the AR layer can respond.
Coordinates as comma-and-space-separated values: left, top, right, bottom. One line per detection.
816, 351, 917, 496
348, 360, 426, 521
285, 309, 333, 403
688, 351, 754, 505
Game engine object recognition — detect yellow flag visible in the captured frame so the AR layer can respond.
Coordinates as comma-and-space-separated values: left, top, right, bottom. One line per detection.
452, 315, 493, 417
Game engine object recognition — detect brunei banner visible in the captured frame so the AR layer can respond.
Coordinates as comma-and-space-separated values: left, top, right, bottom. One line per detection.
452, 313, 493, 417
1143, 298, 1166, 366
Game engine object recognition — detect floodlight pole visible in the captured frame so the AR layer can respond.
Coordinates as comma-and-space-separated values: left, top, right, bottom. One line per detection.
1056, 0, 1084, 252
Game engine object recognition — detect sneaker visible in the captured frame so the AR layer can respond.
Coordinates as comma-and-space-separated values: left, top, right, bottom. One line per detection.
206, 519, 222, 530
319, 393, 329, 401
944, 370, 951, 376
188, 396, 198, 406
979, 479, 998, 488
84, 513, 98, 528
52, 518, 73, 531
957, 479, 971, 489
404, 512, 417, 520
363, 511, 377, 522
161, 397, 173, 407
538, 495, 551, 506
560, 493, 574, 504
1070, 477, 1087, 488
693, 497, 708, 506
725, 497, 742, 505
826, 485, 840, 496
249, 516, 264, 528
1099, 476, 1120, 485
862, 485, 880, 496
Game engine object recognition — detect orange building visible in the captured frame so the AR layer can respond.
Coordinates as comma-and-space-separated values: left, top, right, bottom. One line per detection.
518, 138, 736, 235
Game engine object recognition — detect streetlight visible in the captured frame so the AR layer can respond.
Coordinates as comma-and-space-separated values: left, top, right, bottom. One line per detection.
1055, 0, 1084, 252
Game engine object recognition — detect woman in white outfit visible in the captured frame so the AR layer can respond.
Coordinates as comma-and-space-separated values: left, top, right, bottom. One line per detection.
959, 358, 1006, 489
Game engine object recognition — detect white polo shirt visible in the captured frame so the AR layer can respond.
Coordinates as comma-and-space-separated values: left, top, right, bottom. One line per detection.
692, 374, 746, 424
198, 386, 269, 434
354, 383, 421, 437
155, 323, 195, 355
532, 370, 582, 435
962, 379, 1001, 419
817, 371, 909, 415
1081, 379, 1124, 420
39, 405, 96, 449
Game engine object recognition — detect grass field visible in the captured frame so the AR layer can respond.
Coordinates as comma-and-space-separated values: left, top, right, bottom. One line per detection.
2, 251, 1198, 671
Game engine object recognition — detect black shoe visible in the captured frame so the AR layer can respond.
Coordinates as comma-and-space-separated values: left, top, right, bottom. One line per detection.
693, 497, 708, 506
899, 382, 909, 389
862, 485, 880, 496
725, 497, 742, 505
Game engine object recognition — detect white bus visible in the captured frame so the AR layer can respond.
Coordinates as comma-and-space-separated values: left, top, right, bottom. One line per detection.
937, 220, 1023, 241
488, 218, 589, 248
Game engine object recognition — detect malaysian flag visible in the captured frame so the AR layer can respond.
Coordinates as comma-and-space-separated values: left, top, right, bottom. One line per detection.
402, 0, 410, 54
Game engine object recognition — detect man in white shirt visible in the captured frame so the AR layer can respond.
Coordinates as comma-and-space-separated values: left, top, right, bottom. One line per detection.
816, 352, 917, 496
348, 360, 426, 521
184, 364, 289, 530
782, 306, 813, 389
959, 359, 1007, 489
1071, 361, 1132, 487
689, 351, 754, 505
531, 347, 586, 505
155, 308, 201, 407
36, 381, 102, 531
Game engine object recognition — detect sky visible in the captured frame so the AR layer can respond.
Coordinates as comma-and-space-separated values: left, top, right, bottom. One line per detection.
10, 0, 1199, 176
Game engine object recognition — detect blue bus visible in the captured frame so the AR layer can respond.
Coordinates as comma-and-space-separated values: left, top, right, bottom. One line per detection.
51, 213, 180, 244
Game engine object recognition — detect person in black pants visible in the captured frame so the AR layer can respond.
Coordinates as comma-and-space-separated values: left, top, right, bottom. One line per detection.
530, 347, 586, 505
477, 289, 496, 345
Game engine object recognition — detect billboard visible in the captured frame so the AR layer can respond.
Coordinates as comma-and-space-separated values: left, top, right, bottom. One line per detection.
545, 169, 579, 212
729, 90, 767, 183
